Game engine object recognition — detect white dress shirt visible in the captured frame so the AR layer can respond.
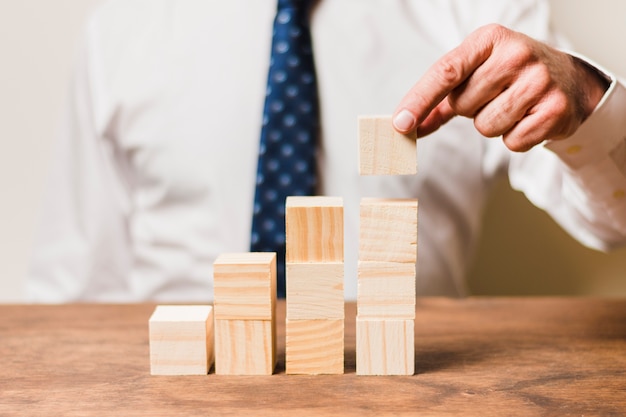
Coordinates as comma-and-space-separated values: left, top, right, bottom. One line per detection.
27, 0, 626, 302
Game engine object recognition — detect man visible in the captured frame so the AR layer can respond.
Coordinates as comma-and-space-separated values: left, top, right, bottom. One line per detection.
28, 0, 626, 302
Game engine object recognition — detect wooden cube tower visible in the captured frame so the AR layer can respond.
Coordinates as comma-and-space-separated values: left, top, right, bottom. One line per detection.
149, 305, 214, 375
357, 198, 417, 375
213, 252, 277, 375
357, 114, 418, 376
285, 196, 344, 374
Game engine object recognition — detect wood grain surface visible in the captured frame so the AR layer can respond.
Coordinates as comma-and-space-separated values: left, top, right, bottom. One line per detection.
1, 298, 626, 416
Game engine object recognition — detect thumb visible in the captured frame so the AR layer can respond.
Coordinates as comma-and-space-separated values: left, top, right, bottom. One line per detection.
393, 97, 457, 137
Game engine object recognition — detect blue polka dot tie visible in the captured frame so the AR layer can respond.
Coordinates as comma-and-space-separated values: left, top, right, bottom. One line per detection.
251, 0, 319, 298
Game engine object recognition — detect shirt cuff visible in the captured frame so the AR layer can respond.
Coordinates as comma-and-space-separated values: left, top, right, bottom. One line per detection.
544, 69, 626, 233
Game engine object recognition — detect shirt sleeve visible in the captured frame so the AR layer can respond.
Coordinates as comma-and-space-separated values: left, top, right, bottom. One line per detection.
26, 14, 133, 302
509, 71, 626, 251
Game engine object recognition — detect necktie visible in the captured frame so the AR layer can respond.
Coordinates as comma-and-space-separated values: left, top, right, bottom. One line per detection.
251, 0, 319, 298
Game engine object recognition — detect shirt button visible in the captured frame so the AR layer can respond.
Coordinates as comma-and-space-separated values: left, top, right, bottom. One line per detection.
613, 189, 625, 200
566, 145, 582, 155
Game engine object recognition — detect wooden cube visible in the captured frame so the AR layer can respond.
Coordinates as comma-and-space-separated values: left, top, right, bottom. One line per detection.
359, 198, 417, 263
286, 262, 344, 319
149, 305, 214, 375
356, 318, 414, 376
286, 196, 344, 263
358, 115, 417, 175
357, 261, 415, 319
286, 319, 344, 375
214, 319, 276, 375
213, 252, 276, 320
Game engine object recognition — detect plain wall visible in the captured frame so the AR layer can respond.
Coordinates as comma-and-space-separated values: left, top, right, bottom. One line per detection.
0, 0, 624, 302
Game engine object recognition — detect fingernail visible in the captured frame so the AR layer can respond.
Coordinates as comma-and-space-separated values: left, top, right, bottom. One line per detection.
393, 109, 416, 132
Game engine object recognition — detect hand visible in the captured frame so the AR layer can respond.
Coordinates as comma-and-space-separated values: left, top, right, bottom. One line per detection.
392, 24, 609, 152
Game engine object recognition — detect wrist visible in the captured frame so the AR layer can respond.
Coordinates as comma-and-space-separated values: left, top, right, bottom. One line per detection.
572, 55, 611, 120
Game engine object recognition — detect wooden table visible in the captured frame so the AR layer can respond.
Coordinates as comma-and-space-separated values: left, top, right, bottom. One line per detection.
1, 298, 626, 416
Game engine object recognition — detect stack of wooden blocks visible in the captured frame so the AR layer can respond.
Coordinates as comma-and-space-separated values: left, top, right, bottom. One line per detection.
212, 253, 277, 375
285, 196, 345, 374
148, 115, 418, 377
357, 115, 418, 376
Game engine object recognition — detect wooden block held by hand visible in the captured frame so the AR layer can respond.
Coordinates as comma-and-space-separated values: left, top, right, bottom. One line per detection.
286, 196, 344, 263
214, 319, 276, 375
213, 252, 276, 320
149, 305, 214, 375
286, 262, 344, 319
358, 115, 417, 175
359, 198, 418, 263
286, 318, 344, 374
356, 318, 414, 376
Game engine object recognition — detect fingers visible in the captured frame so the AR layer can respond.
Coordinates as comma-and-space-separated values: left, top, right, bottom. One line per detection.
501, 111, 551, 152
502, 93, 579, 152
446, 51, 517, 119
393, 24, 503, 134
472, 71, 545, 139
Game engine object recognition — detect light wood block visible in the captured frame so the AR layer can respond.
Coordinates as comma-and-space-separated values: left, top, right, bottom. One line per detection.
286, 196, 344, 263
213, 252, 276, 320
358, 115, 417, 175
149, 305, 214, 375
286, 262, 344, 319
356, 318, 414, 376
357, 261, 415, 319
286, 319, 344, 374
214, 319, 276, 375
359, 198, 418, 263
